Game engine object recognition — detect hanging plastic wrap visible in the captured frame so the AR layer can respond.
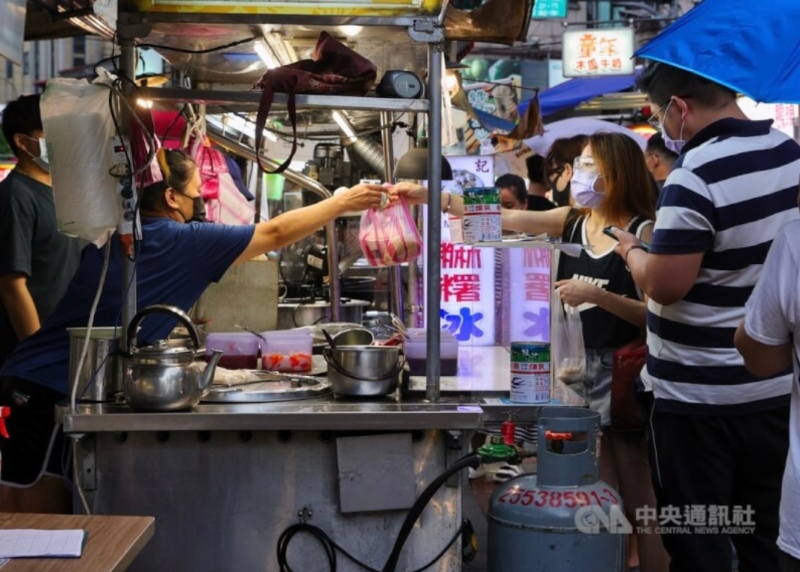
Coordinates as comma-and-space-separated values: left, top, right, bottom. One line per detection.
40, 70, 121, 247
359, 198, 422, 267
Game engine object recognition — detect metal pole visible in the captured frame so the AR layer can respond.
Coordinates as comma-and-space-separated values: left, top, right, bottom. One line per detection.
119, 38, 137, 348
380, 111, 404, 323
425, 45, 444, 402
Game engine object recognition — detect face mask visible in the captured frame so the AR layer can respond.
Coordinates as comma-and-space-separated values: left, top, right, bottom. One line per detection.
22, 136, 49, 173
570, 169, 604, 208
183, 195, 208, 223
174, 192, 208, 223
659, 100, 686, 154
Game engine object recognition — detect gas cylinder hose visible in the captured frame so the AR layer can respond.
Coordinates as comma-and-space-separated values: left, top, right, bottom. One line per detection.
275, 452, 481, 572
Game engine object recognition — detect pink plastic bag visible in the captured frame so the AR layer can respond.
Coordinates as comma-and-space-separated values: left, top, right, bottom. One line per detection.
359, 198, 422, 267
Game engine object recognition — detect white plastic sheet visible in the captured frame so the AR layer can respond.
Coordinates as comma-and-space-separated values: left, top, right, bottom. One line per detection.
40, 71, 121, 247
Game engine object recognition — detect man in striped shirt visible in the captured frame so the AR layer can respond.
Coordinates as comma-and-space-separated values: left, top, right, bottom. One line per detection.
613, 62, 800, 571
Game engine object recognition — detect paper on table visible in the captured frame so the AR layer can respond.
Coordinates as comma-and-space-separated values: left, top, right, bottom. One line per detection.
0, 529, 85, 558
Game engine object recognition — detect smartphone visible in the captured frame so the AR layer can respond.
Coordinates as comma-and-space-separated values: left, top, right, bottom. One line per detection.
603, 226, 651, 252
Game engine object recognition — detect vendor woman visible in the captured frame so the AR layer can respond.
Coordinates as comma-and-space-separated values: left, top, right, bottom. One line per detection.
0, 149, 385, 514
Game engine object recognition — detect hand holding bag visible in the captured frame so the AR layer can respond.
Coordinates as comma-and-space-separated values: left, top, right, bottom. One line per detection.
358, 198, 422, 267
252, 32, 377, 174
610, 338, 647, 431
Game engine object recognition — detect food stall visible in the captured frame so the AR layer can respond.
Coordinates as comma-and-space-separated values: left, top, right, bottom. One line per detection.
46, 0, 588, 569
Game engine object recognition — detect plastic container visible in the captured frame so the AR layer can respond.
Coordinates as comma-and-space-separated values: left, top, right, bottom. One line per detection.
404, 329, 459, 376
205, 333, 261, 370
261, 330, 313, 372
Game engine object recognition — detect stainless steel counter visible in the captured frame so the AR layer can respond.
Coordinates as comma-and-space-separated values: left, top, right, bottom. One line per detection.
58, 398, 484, 433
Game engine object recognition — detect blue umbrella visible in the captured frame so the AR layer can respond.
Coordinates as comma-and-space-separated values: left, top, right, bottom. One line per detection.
635, 0, 800, 104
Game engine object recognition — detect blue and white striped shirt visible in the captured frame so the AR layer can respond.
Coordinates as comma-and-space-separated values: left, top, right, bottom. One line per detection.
642, 118, 800, 415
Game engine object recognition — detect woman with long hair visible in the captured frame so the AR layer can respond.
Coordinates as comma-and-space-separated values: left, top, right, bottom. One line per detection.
393, 131, 668, 571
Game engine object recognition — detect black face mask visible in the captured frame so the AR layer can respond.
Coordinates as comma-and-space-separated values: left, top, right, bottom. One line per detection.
550, 180, 571, 208
179, 194, 209, 223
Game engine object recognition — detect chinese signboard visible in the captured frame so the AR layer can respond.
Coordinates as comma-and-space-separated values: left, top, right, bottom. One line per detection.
506, 248, 552, 344
422, 156, 496, 345
562, 28, 635, 78
532, 0, 567, 19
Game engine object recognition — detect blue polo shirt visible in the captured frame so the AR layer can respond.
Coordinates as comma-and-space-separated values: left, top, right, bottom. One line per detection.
0, 217, 254, 394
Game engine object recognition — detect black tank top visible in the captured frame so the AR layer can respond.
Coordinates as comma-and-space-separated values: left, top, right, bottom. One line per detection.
556, 213, 650, 350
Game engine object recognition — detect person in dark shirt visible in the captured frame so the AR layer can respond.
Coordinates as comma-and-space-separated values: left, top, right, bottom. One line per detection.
0, 94, 82, 368
524, 155, 555, 211
495, 173, 528, 210
544, 135, 588, 207
644, 132, 677, 192
0, 149, 384, 513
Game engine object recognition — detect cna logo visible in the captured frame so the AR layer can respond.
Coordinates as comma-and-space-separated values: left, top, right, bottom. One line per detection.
575, 505, 632, 534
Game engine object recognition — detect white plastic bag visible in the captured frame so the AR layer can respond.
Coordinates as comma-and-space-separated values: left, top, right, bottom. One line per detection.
358, 198, 422, 267
40, 70, 121, 246
552, 288, 586, 383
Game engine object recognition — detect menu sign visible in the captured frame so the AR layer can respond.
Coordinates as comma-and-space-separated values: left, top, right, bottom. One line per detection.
562, 28, 635, 78
422, 156, 496, 345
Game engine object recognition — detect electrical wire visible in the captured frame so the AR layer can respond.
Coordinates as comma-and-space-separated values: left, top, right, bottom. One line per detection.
138, 36, 258, 55
276, 453, 480, 572
276, 519, 467, 572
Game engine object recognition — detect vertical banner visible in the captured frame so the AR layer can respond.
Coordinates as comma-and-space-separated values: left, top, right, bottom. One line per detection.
423, 156, 496, 345
507, 247, 551, 343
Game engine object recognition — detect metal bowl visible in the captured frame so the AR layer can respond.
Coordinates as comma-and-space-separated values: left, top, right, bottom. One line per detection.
332, 329, 375, 346
322, 346, 404, 396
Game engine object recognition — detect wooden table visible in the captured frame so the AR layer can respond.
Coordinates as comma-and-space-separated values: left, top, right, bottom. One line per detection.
0, 513, 154, 572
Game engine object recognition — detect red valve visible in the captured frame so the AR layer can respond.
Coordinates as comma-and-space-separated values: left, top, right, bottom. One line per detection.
501, 419, 516, 445
545, 430, 573, 441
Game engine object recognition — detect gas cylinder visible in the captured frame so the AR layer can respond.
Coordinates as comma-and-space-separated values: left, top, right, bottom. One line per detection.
487, 407, 626, 572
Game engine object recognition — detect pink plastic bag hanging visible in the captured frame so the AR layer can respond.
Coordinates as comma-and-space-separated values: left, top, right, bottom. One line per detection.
358, 198, 422, 267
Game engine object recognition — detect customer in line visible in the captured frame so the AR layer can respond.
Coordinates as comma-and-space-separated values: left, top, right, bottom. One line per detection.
496, 173, 528, 210
735, 214, 800, 572
544, 135, 588, 207
612, 61, 800, 572
0, 149, 385, 514
643, 133, 678, 193
393, 132, 669, 572
0, 95, 82, 367
524, 154, 554, 211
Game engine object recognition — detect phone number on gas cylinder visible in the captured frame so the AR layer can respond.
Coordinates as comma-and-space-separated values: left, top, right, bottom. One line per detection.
497, 487, 620, 508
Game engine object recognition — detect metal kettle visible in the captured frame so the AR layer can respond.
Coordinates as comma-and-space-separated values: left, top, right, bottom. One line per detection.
123, 304, 222, 412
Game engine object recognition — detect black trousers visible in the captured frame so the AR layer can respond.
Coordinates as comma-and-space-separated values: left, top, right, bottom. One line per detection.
782, 551, 800, 572
649, 406, 790, 572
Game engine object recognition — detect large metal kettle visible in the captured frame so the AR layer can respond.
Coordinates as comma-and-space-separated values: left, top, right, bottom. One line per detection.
123, 304, 222, 412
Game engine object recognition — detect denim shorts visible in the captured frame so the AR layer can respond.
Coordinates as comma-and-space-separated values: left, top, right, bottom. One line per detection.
562, 348, 613, 427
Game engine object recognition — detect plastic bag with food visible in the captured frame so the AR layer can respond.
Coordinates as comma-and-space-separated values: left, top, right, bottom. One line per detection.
358, 198, 422, 267
552, 288, 586, 383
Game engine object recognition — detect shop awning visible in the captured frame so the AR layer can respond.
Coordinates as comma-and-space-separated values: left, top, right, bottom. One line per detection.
519, 74, 639, 117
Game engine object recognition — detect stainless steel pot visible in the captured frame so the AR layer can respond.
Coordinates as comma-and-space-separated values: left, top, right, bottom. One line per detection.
277, 299, 370, 330
67, 327, 123, 402
123, 305, 222, 412
322, 346, 404, 396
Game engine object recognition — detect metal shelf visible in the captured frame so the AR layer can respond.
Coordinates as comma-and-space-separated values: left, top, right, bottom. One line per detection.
137, 87, 430, 112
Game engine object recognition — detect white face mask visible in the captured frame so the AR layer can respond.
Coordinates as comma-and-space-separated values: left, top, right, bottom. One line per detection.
21, 135, 50, 173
